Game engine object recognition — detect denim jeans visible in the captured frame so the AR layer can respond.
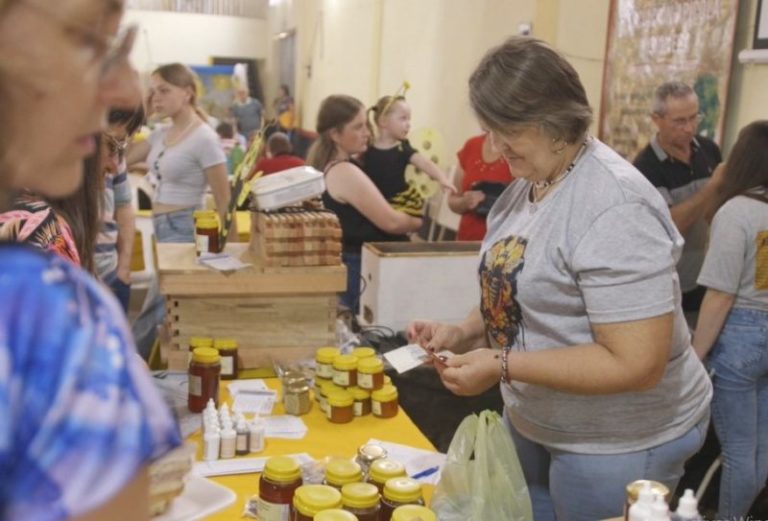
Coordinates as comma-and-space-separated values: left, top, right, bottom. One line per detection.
340, 251, 361, 312
132, 207, 197, 359
707, 307, 768, 520
103, 269, 131, 314
504, 412, 707, 521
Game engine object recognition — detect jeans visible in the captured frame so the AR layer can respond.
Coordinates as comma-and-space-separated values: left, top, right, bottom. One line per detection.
504, 412, 707, 521
708, 307, 768, 520
103, 269, 131, 314
340, 251, 361, 312
132, 208, 197, 359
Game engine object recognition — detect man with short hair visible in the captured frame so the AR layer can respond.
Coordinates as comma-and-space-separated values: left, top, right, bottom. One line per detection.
634, 81, 724, 321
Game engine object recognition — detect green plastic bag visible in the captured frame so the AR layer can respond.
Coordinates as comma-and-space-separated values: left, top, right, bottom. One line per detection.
431, 410, 533, 521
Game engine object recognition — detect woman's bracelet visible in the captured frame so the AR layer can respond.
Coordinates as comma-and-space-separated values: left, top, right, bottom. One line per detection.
500, 347, 511, 385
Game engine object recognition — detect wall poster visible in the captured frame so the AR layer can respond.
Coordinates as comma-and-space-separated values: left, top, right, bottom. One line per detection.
599, 0, 739, 160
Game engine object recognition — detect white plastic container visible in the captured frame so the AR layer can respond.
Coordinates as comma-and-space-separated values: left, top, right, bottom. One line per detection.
250, 166, 325, 210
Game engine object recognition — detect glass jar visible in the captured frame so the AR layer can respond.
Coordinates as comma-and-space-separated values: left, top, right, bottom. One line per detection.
324, 459, 363, 490
195, 216, 220, 256
188, 347, 220, 412
356, 357, 384, 391
292, 485, 342, 521
188, 336, 214, 366
379, 478, 424, 521
367, 459, 406, 493
390, 505, 436, 521
351, 346, 376, 361
332, 354, 358, 388
313, 509, 359, 521
213, 337, 238, 380
340, 482, 380, 521
315, 347, 340, 380
326, 390, 354, 424
371, 385, 399, 418
314, 377, 331, 403
284, 381, 312, 416
348, 387, 371, 417
258, 456, 303, 521
319, 381, 342, 414
355, 444, 387, 480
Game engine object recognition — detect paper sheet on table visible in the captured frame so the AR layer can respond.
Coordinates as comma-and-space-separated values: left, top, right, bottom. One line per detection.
264, 415, 308, 439
193, 453, 314, 477
231, 390, 277, 415
383, 344, 432, 373
197, 253, 251, 272
152, 371, 202, 438
227, 379, 269, 395
366, 438, 446, 485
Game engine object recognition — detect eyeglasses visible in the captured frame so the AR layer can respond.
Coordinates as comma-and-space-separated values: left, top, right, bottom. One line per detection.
103, 133, 128, 161
22, 1, 137, 78
667, 113, 703, 130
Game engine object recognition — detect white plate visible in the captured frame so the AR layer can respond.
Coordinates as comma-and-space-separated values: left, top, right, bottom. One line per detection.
155, 475, 236, 521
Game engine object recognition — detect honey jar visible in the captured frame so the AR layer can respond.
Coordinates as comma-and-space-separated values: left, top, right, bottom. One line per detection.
315, 347, 340, 380
340, 482, 380, 521
213, 337, 238, 380
356, 357, 384, 391
258, 456, 303, 521
187, 347, 220, 412
367, 459, 406, 493
313, 509, 359, 521
380, 478, 424, 521
284, 381, 312, 416
292, 485, 342, 521
332, 354, 358, 388
390, 505, 436, 521
348, 387, 371, 417
326, 389, 354, 424
324, 459, 363, 489
351, 346, 376, 360
195, 216, 220, 256
319, 381, 342, 414
371, 385, 399, 418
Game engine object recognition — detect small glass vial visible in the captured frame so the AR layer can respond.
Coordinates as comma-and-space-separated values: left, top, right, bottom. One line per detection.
351, 346, 376, 361
314, 377, 332, 403
356, 357, 384, 391
390, 505, 436, 521
355, 444, 387, 480
340, 482, 380, 521
326, 390, 354, 424
367, 459, 406, 493
348, 387, 371, 417
195, 215, 220, 256
258, 456, 303, 521
324, 459, 363, 490
332, 354, 358, 388
213, 337, 239, 380
284, 381, 312, 416
313, 509, 359, 521
371, 385, 399, 418
379, 478, 424, 521
315, 347, 340, 380
188, 347, 221, 412
292, 484, 342, 521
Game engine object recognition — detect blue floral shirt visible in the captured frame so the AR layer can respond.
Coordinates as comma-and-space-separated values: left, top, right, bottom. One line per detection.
0, 244, 181, 520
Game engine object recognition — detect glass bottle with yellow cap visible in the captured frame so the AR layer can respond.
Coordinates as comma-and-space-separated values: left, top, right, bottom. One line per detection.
357, 357, 384, 391
291, 484, 341, 521
315, 347, 340, 380
379, 477, 424, 521
340, 482, 380, 521
390, 505, 436, 521
323, 459, 363, 490
258, 456, 303, 521
313, 509, 359, 521
188, 347, 220, 412
371, 384, 399, 418
332, 354, 358, 388
213, 337, 238, 380
367, 459, 406, 493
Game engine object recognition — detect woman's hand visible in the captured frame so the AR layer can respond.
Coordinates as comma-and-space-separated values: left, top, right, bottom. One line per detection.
435, 348, 502, 396
462, 190, 486, 211
406, 320, 466, 353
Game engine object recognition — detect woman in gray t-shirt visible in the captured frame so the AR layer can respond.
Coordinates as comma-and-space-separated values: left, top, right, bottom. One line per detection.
693, 120, 768, 520
408, 38, 711, 520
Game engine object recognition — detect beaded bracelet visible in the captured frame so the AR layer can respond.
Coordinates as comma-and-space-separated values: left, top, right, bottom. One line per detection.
500, 347, 511, 385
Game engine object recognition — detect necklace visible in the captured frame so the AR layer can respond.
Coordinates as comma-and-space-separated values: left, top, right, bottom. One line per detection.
533, 138, 590, 189
163, 117, 199, 147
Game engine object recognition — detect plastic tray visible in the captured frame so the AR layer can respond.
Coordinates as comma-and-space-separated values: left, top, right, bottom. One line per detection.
251, 166, 325, 210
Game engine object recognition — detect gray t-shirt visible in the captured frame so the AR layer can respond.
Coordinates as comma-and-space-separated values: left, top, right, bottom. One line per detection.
698, 192, 768, 310
147, 124, 226, 207
482, 138, 711, 454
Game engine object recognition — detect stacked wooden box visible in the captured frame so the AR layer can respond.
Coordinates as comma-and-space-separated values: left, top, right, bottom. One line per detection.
249, 207, 342, 267
156, 243, 346, 371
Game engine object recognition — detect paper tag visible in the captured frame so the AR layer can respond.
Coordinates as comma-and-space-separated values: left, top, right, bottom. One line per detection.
383, 344, 431, 374
231, 390, 277, 415
197, 253, 252, 272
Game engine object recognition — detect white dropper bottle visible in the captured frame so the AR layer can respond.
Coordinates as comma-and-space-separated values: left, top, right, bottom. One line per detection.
628, 481, 655, 521
672, 489, 702, 521
649, 493, 671, 521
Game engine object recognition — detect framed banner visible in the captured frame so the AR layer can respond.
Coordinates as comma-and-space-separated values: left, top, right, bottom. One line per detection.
599, 0, 739, 160
756, 0, 768, 48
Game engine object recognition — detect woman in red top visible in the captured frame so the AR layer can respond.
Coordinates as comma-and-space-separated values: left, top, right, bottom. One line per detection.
448, 133, 514, 240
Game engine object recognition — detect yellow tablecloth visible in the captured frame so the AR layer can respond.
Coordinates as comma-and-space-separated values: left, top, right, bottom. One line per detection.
187, 379, 437, 520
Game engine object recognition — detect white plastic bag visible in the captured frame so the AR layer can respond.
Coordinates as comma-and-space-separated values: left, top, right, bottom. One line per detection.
431, 410, 533, 521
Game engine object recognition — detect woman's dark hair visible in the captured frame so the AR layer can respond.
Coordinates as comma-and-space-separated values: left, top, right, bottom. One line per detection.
716, 120, 768, 207
108, 105, 145, 135
469, 36, 592, 144
306, 95, 364, 170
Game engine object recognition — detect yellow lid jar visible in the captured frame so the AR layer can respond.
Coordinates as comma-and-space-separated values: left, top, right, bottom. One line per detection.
326, 389, 354, 424
391, 505, 437, 521
319, 381, 342, 414
332, 354, 359, 388
316, 347, 340, 380
380, 477, 424, 520
324, 459, 363, 489
313, 509, 359, 521
357, 357, 384, 391
348, 387, 371, 417
351, 346, 376, 360
315, 376, 332, 403
258, 456, 303, 519
367, 459, 406, 492
340, 482, 380, 521
292, 485, 342, 521
213, 337, 238, 380
371, 384, 399, 418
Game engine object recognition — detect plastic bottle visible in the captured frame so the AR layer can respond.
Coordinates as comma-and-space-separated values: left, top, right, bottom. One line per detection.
249, 414, 266, 453
649, 493, 671, 521
203, 427, 221, 461
236, 418, 250, 455
628, 482, 655, 521
220, 423, 237, 459
671, 490, 702, 521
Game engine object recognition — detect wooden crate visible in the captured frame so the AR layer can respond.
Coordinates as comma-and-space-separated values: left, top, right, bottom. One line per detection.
156, 243, 346, 371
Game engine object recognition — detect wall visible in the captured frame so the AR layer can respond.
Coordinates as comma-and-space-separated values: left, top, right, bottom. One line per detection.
124, 9, 269, 75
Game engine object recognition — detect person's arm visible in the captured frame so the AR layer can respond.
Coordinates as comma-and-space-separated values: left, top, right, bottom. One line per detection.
410, 153, 455, 193
74, 467, 149, 521
204, 163, 232, 225
437, 313, 673, 396
125, 140, 151, 170
692, 288, 735, 360
668, 162, 725, 234
326, 162, 421, 234
447, 164, 485, 214
115, 204, 135, 284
